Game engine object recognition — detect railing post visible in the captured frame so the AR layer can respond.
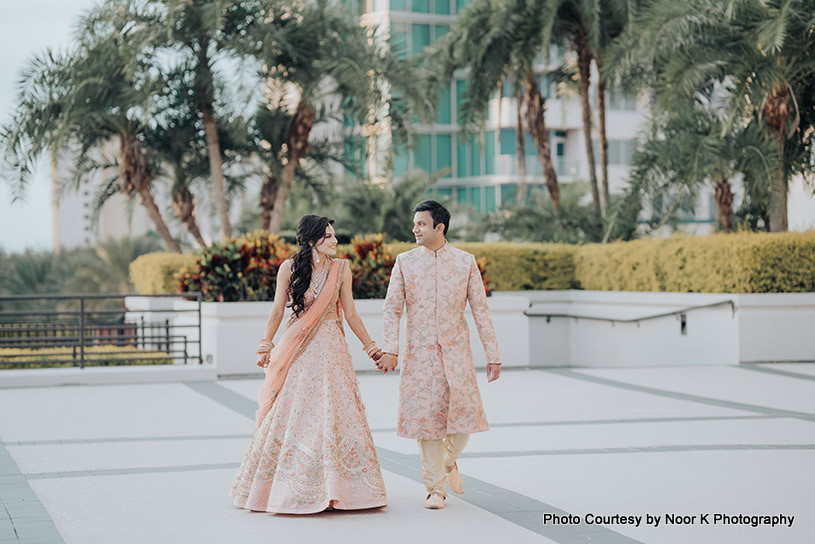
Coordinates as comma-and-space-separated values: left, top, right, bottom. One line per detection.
197, 294, 202, 365
79, 297, 85, 369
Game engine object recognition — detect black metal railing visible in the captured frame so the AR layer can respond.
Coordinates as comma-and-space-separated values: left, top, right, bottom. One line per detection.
0, 293, 202, 369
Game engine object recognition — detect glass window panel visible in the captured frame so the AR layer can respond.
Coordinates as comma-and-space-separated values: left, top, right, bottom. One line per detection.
411, 23, 430, 57
501, 184, 517, 205
469, 187, 482, 212
499, 129, 516, 155
456, 136, 468, 177
457, 187, 467, 203
436, 187, 453, 199
433, 24, 449, 42
412, 0, 430, 12
391, 0, 407, 10
524, 131, 537, 156
556, 142, 564, 156
455, 79, 467, 123
434, 0, 450, 14
393, 144, 409, 178
485, 185, 496, 212
436, 134, 452, 177
415, 134, 432, 172
501, 79, 514, 98
437, 86, 451, 124
455, 0, 470, 13
390, 23, 408, 59
470, 138, 481, 176
485, 131, 495, 175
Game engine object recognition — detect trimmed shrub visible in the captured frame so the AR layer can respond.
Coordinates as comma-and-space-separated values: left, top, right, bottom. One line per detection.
0, 345, 173, 368
575, 232, 815, 293
130, 253, 197, 294
177, 231, 294, 302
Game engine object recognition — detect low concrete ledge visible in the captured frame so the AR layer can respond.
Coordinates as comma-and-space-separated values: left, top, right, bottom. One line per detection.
0, 364, 217, 388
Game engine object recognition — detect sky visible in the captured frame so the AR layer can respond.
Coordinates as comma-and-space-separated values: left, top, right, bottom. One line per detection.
0, 1, 97, 253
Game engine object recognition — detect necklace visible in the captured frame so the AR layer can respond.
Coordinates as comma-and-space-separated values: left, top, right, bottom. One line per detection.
309, 259, 330, 300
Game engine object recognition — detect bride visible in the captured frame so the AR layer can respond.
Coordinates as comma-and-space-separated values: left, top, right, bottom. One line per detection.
229, 215, 387, 514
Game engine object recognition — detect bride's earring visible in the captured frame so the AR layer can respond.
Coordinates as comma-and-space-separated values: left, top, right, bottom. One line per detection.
312, 246, 320, 264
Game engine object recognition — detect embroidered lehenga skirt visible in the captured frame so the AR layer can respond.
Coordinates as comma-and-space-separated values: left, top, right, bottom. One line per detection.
229, 318, 387, 514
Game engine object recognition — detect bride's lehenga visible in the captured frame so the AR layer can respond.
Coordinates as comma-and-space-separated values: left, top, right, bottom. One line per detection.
229, 259, 387, 514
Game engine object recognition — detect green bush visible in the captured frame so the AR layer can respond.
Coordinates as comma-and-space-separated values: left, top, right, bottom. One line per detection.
130, 253, 197, 294
575, 232, 815, 293
0, 345, 173, 368
177, 231, 294, 302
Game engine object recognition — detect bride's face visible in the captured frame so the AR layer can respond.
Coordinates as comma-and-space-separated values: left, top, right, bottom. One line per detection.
312, 225, 338, 259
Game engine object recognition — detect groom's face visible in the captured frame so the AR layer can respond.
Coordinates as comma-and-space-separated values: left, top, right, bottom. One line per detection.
412, 211, 443, 247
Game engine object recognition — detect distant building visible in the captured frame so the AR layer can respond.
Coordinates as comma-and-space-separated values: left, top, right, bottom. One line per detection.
351, 0, 724, 233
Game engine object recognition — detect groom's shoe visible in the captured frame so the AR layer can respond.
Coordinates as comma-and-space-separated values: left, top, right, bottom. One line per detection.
424, 493, 445, 509
446, 462, 464, 494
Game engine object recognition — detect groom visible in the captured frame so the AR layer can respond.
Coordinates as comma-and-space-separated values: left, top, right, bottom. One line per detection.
378, 200, 501, 510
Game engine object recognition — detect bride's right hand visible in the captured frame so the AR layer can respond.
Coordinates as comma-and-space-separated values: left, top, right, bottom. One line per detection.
256, 352, 271, 368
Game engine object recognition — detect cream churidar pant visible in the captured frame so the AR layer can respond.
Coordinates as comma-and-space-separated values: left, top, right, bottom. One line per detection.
418, 433, 469, 497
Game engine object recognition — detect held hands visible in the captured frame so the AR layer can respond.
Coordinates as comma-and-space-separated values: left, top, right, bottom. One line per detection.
376, 353, 398, 373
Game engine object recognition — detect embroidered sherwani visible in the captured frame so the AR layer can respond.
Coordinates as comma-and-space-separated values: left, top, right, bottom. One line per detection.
383, 243, 502, 440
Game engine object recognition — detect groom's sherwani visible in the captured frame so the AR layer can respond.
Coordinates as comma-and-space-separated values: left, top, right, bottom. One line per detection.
383, 242, 502, 440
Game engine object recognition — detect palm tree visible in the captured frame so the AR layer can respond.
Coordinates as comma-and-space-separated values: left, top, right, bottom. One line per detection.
3, 2, 183, 252
155, 0, 260, 238
1, 48, 72, 217
248, 103, 345, 231
238, 0, 432, 233
621, 104, 781, 234
71, 9, 182, 252
424, 0, 563, 217
604, 0, 815, 232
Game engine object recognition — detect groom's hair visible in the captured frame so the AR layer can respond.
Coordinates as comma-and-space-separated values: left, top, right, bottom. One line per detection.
413, 200, 450, 235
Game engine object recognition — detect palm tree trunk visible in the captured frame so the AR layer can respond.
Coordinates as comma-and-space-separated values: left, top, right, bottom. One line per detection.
764, 87, 790, 232
172, 185, 207, 247
120, 135, 181, 253
515, 85, 527, 206
576, 32, 601, 220
259, 172, 279, 231
269, 100, 315, 233
596, 59, 610, 217
50, 147, 60, 254
523, 77, 561, 217
201, 105, 232, 238
714, 176, 735, 233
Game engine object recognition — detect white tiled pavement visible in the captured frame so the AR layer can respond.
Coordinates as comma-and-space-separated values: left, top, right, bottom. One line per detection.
1, 364, 814, 544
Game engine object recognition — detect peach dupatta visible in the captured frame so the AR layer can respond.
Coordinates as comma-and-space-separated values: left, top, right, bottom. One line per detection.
255, 259, 343, 427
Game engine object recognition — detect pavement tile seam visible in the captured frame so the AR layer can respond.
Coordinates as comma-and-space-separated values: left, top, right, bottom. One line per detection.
368, 414, 777, 434
541, 368, 815, 422
184, 381, 648, 544
0, 441, 64, 544
8, 434, 253, 447
454, 443, 815, 458
737, 364, 815, 382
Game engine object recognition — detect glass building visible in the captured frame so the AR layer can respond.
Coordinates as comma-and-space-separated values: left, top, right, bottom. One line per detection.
346, 0, 715, 228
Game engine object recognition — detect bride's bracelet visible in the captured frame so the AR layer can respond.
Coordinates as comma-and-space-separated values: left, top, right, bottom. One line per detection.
256, 339, 274, 354
362, 341, 379, 358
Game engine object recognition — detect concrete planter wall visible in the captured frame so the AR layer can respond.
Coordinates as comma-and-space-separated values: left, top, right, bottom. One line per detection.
198, 296, 531, 377
521, 291, 815, 367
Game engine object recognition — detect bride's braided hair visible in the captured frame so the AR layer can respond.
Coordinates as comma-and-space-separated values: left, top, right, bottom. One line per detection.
287, 215, 334, 318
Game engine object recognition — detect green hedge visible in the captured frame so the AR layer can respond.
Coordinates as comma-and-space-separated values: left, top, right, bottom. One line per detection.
575, 232, 815, 293
130, 253, 197, 294
131, 233, 815, 296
